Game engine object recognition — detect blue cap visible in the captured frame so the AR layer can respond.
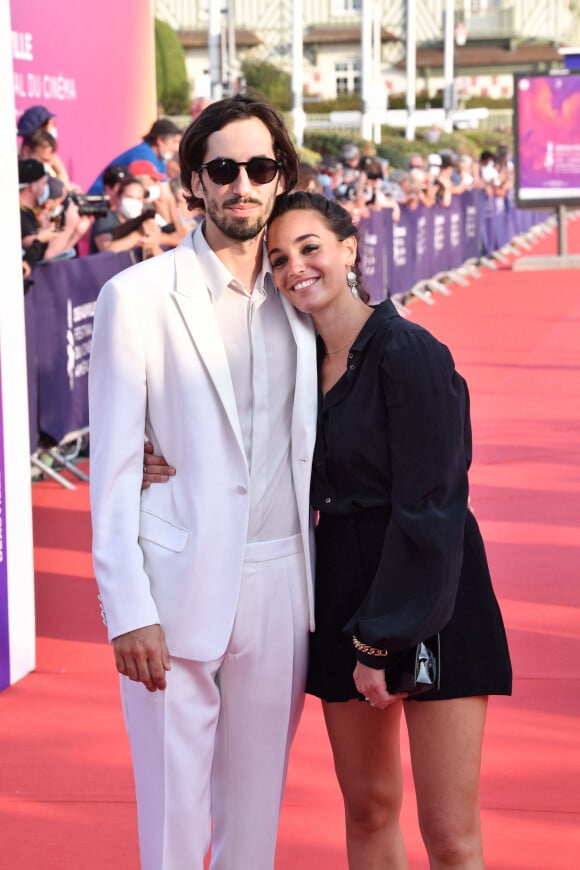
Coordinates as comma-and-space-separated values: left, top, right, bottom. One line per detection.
17, 105, 56, 137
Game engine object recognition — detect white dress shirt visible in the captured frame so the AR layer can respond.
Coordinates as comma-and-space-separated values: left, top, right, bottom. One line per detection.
193, 224, 299, 542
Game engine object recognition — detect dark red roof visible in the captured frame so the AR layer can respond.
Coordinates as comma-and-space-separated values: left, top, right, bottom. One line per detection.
179, 29, 261, 49
405, 42, 564, 70
304, 26, 398, 45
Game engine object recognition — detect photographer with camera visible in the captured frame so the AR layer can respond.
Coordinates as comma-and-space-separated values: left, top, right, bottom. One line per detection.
89, 175, 163, 258
127, 159, 182, 249
19, 159, 91, 284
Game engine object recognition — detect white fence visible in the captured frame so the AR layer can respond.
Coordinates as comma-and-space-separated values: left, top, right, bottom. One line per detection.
303, 106, 513, 135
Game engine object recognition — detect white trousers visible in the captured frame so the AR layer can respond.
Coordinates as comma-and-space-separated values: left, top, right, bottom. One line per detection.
120, 534, 309, 870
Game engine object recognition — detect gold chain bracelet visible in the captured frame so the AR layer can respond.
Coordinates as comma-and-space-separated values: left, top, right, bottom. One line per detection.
352, 635, 388, 657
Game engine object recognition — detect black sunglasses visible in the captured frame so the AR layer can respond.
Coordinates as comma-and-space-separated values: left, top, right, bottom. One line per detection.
198, 157, 282, 186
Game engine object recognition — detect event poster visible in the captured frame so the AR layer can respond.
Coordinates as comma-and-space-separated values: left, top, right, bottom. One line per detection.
11, 0, 156, 191
0, 353, 8, 691
514, 71, 580, 206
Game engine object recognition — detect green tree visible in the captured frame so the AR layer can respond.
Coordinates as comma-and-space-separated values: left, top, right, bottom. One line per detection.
155, 18, 190, 114
241, 59, 291, 111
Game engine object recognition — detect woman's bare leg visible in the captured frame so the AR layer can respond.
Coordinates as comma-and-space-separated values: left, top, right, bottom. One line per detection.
405, 696, 488, 869
322, 699, 408, 870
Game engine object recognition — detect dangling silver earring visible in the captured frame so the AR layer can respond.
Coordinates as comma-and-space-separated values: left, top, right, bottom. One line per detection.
347, 267, 359, 298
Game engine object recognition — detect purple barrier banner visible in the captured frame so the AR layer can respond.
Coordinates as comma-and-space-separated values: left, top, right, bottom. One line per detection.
430, 205, 452, 277
461, 190, 482, 261
388, 207, 417, 296
415, 209, 432, 285
493, 196, 509, 250
505, 190, 522, 240
0, 355, 9, 690
447, 199, 464, 271
480, 191, 497, 256
24, 289, 37, 454
360, 209, 390, 303
27, 251, 136, 447
356, 189, 553, 299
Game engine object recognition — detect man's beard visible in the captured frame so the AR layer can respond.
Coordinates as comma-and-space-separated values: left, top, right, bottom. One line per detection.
205, 193, 275, 241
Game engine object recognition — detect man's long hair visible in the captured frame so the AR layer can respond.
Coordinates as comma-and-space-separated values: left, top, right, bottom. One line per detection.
179, 91, 299, 212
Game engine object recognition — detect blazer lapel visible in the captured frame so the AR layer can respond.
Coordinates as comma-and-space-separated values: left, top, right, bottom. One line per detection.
171, 235, 247, 467
280, 294, 318, 462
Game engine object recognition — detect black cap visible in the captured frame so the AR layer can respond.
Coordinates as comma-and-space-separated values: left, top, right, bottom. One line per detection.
102, 164, 130, 188
18, 158, 46, 185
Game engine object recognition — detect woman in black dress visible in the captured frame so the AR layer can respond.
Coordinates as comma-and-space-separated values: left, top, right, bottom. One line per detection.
266, 192, 512, 869
143, 191, 512, 868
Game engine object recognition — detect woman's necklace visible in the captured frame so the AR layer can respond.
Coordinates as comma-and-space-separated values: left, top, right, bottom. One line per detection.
322, 329, 361, 355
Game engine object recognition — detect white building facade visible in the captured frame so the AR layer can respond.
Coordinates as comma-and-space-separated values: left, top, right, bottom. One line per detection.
156, 0, 580, 102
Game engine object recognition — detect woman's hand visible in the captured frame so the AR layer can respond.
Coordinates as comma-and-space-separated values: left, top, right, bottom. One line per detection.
142, 441, 176, 490
353, 661, 407, 710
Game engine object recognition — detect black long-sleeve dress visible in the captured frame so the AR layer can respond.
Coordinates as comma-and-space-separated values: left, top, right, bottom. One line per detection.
306, 300, 512, 702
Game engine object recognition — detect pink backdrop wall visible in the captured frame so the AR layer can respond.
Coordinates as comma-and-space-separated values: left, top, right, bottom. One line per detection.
11, 0, 157, 192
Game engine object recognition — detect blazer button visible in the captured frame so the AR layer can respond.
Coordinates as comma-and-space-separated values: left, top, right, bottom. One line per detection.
236, 484, 248, 494
325, 497, 332, 504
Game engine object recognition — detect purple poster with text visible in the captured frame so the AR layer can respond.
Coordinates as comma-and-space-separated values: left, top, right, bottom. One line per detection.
515, 72, 580, 206
0, 355, 9, 690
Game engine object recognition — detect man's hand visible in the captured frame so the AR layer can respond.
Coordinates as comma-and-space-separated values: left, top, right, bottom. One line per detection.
113, 624, 171, 692
142, 440, 176, 490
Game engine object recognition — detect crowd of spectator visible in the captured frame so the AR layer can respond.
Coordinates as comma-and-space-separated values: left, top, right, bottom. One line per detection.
324, 140, 514, 225
17, 101, 515, 291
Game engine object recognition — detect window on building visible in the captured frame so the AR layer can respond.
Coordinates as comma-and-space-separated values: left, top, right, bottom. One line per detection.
334, 0, 362, 13
335, 61, 361, 95
470, 0, 500, 10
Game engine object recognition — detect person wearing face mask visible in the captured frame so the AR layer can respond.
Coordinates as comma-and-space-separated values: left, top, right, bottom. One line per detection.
19, 158, 91, 279
128, 159, 182, 247
477, 150, 503, 196
89, 175, 163, 256
41, 176, 67, 227
87, 118, 182, 195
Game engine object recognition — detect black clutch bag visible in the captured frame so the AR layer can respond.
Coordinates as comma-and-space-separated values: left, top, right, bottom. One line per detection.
384, 634, 440, 697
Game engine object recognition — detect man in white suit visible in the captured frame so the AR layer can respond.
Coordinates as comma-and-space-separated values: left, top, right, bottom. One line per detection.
89, 94, 317, 870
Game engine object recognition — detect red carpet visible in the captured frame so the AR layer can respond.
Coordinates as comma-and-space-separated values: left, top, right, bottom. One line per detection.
1, 216, 579, 868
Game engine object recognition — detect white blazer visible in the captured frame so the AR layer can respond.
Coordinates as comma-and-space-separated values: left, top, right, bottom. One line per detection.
89, 232, 318, 661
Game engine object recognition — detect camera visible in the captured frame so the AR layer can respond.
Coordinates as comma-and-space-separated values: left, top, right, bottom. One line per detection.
65, 193, 110, 217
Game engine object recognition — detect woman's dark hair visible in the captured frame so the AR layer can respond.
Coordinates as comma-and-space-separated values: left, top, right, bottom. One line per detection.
142, 118, 181, 145
117, 176, 145, 199
179, 91, 299, 211
268, 191, 370, 303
